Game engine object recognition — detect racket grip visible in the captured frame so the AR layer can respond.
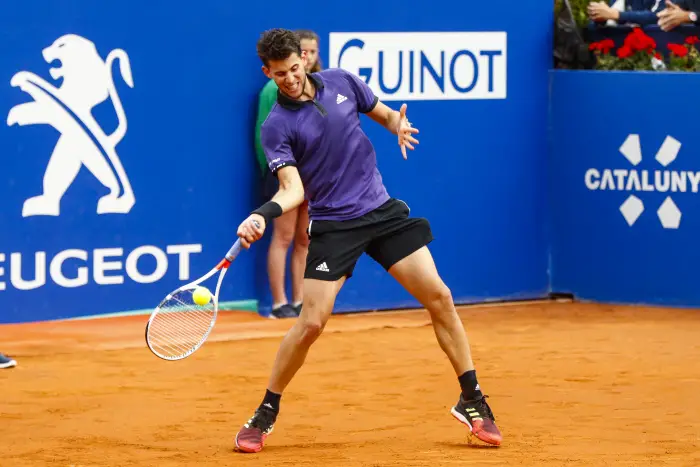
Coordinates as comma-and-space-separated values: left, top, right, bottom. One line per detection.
225, 220, 261, 261
224, 240, 243, 262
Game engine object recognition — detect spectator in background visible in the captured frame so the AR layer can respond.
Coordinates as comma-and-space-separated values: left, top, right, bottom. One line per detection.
657, 0, 700, 31
253, 29, 322, 319
0, 352, 16, 369
588, 0, 665, 25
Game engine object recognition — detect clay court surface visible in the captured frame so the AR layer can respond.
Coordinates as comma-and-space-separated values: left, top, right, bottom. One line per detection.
2, 301, 700, 466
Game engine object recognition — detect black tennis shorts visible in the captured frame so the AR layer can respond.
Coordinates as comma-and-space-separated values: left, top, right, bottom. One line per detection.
304, 198, 434, 281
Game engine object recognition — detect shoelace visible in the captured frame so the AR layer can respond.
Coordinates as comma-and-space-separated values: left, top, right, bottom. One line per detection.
250, 407, 277, 431
475, 395, 495, 421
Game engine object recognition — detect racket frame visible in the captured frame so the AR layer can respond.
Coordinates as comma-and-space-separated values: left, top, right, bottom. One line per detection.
144, 239, 245, 361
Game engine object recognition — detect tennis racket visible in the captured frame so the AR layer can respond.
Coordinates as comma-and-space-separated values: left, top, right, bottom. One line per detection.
145, 228, 256, 361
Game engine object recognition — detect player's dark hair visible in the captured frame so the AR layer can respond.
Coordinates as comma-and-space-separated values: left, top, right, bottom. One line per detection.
257, 28, 302, 68
295, 29, 323, 73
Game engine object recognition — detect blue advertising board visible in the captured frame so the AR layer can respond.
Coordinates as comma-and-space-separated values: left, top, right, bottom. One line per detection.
0, 0, 552, 323
549, 70, 700, 307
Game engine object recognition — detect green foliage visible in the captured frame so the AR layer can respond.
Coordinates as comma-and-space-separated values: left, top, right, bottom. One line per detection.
555, 0, 597, 29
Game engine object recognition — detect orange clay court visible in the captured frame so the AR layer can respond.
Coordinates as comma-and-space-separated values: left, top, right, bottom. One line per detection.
2, 300, 700, 466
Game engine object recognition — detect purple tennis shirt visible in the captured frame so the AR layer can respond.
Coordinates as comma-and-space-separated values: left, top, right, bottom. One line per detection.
260, 68, 391, 221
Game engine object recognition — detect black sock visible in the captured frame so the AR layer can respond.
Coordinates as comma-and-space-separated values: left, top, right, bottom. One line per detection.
260, 389, 281, 414
458, 370, 483, 400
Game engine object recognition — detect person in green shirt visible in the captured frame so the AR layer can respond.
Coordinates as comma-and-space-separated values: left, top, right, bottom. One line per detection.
254, 29, 322, 319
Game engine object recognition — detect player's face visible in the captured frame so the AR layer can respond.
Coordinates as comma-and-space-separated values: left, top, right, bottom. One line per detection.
263, 52, 308, 100
300, 39, 318, 72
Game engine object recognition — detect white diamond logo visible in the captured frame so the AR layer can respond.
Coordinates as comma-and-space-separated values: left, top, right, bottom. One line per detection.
619, 134, 642, 166
619, 194, 644, 226
657, 196, 681, 229
655, 135, 681, 167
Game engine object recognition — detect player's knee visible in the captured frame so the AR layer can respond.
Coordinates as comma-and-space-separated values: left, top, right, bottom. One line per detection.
426, 284, 454, 315
299, 319, 324, 345
437, 284, 453, 306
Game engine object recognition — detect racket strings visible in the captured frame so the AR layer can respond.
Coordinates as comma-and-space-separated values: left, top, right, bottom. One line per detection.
147, 290, 216, 359
149, 311, 212, 356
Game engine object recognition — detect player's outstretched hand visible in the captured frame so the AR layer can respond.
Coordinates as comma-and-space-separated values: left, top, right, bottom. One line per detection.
397, 103, 420, 159
237, 214, 265, 249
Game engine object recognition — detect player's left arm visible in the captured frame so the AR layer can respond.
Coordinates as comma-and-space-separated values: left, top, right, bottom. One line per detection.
342, 68, 420, 159
367, 101, 420, 159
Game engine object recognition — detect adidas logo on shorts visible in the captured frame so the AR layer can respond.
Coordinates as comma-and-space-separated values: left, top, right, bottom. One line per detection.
316, 262, 330, 272
336, 94, 347, 104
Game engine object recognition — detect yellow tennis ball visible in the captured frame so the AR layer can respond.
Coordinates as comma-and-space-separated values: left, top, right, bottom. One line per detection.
192, 286, 211, 306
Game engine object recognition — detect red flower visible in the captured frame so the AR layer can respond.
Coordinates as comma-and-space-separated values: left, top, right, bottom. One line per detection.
589, 39, 615, 54
643, 37, 656, 51
617, 45, 633, 59
625, 27, 656, 52
668, 43, 689, 57
600, 39, 615, 54
655, 52, 662, 59
685, 36, 699, 45
624, 33, 643, 51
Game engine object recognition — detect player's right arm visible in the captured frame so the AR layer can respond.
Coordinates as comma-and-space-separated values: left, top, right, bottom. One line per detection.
269, 166, 304, 214
237, 119, 304, 248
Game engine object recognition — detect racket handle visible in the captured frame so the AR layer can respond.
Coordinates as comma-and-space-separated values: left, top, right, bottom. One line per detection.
224, 240, 243, 262
225, 220, 261, 261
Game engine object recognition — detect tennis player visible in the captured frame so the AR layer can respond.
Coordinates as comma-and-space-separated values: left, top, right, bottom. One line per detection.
253, 29, 323, 319
234, 28, 502, 452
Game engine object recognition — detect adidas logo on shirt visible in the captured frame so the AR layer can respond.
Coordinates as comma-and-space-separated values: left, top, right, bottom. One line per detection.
316, 262, 330, 272
336, 94, 347, 104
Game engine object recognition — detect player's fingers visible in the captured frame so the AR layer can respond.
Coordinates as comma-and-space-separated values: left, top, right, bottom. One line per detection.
243, 225, 257, 241
400, 142, 407, 159
250, 221, 264, 236
399, 103, 407, 119
408, 127, 419, 134
400, 130, 418, 143
405, 141, 415, 150
238, 227, 251, 246
240, 237, 251, 249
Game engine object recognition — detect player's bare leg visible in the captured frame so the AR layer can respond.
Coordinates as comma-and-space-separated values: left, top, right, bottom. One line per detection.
235, 277, 345, 453
388, 246, 472, 373
267, 277, 343, 393
290, 200, 310, 314
388, 246, 502, 446
267, 207, 299, 318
